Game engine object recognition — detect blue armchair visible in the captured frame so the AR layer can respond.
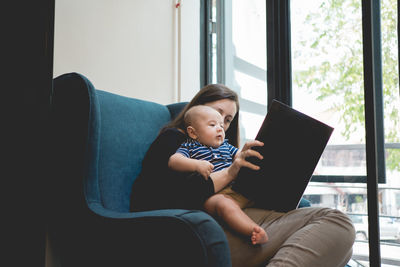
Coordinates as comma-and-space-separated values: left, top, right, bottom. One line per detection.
48, 72, 312, 267
48, 73, 231, 267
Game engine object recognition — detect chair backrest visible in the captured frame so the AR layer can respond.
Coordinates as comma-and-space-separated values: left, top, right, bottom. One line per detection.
52, 73, 188, 213
87, 90, 172, 212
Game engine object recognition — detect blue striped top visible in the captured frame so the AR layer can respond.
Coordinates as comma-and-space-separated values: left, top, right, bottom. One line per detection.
176, 139, 238, 172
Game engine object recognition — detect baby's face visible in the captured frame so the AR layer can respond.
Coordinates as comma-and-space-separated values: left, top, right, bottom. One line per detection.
193, 108, 225, 148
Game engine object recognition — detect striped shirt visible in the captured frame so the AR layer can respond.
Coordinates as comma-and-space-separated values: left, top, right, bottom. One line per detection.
176, 139, 238, 172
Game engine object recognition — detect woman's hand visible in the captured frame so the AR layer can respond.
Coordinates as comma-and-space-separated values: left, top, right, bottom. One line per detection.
209, 140, 264, 193
228, 140, 264, 178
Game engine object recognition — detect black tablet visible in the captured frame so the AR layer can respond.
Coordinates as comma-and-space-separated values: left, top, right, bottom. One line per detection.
232, 100, 334, 212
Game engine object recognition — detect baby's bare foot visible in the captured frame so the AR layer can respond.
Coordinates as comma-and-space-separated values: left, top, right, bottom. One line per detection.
251, 226, 268, 245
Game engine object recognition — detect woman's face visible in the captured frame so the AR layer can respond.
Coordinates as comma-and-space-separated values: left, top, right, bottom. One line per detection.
205, 99, 237, 132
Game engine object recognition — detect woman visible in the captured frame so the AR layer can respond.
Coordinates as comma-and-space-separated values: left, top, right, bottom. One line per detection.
130, 84, 355, 267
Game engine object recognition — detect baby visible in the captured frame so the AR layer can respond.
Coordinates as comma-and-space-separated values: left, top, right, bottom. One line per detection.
168, 105, 268, 245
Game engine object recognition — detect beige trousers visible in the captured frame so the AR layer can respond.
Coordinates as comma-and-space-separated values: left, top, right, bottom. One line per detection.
224, 207, 355, 267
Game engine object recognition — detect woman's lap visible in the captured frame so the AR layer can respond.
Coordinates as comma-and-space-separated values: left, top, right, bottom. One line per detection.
223, 207, 355, 267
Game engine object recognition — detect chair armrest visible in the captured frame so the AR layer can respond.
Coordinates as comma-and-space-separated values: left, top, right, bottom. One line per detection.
73, 203, 231, 267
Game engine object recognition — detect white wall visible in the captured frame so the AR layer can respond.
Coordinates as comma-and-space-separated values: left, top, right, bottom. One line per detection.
53, 0, 200, 105
49, 3, 200, 266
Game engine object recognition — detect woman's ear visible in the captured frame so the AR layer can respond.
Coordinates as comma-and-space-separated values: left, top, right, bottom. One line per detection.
186, 126, 197, 140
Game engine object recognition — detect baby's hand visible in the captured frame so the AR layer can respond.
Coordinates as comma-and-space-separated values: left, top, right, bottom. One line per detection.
196, 160, 214, 179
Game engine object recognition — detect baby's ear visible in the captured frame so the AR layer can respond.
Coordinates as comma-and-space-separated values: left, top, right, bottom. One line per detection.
187, 126, 197, 139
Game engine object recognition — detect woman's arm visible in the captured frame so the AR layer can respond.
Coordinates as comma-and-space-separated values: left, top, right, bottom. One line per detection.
131, 128, 215, 210
209, 168, 235, 193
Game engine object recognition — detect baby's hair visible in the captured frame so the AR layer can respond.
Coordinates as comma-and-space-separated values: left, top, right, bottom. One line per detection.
184, 105, 212, 129
162, 83, 240, 147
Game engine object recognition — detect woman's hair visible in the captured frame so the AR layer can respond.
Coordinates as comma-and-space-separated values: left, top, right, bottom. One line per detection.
163, 84, 240, 147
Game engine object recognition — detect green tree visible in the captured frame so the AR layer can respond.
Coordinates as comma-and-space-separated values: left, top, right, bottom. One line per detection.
293, 0, 400, 171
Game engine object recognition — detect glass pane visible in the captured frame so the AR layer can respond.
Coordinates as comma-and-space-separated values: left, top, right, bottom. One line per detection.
234, 70, 267, 106
380, 0, 400, 264
291, 0, 366, 178
232, 1, 266, 70
381, 0, 400, 217
239, 111, 265, 140
225, 0, 267, 146
211, 0, 218, 84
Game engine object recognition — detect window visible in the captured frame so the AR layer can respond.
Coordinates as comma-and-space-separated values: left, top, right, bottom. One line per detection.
292, 0, 400, 265
203, 0, 400, 265
291, 0, 400, 265
202, 0, 267, 146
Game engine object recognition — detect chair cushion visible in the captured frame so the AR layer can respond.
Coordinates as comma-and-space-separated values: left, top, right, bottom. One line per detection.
95, 90, 171, 212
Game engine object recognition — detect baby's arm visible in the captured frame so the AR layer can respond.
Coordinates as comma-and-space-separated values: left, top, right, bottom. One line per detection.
168, 153, 214, 179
